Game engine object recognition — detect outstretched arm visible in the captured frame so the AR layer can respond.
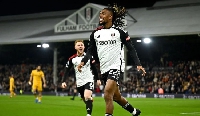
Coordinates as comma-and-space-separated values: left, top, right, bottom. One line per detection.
90, 58, 99, 80
62, 58, 73, 83
78, 32, 97, 72
90, 58, 101, 86
81, 32, 97, 65
119, 29, 146, 75
120, 32, 141, 65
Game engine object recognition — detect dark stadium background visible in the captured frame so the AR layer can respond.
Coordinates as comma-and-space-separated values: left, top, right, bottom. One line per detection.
0, 0, 200, 65
0, 34, 199, 65
1, 0, 199, 65
0, 0, 170, 65
0, 0, 163, 16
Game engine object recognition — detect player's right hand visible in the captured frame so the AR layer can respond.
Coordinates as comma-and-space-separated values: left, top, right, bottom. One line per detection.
137, 66, 146, 76
62, 82, 67, 88
96, 80, 101, 86
28, 81, 32, 85
43, 83, 47, 88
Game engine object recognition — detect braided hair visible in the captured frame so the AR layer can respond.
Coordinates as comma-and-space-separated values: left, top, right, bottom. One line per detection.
104, 3, 127, 28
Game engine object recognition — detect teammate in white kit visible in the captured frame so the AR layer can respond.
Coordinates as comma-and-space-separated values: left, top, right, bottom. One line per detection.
77, 4, 146, 116
62, 40, 101, 116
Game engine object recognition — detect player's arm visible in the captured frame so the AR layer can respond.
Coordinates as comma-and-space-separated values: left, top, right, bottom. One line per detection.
41, 72, 46, 87
10, 79, 14, 89
90, 57, 99, 80
119, 29, 146, 75
81, 31, 97, 65
62, 58, 73, 87
29, 71, 33, 85
12, 79, 15, 89
90, 57, 101, 86
42, 76, 46, 84
120, 30, 141, 65
13, 80, 16, 89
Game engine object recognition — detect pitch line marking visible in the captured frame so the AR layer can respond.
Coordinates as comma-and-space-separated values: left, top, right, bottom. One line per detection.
180, 112, 200, 115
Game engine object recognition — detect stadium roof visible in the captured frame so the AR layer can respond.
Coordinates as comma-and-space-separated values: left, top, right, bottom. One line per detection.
0, 0, 200, 44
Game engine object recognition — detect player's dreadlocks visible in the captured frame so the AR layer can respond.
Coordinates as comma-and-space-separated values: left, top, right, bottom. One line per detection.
104, 3, 127, 28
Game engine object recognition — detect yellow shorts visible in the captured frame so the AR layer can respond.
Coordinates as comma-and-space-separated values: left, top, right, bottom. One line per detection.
32, 83, 42, 92
9, 89, 14, 93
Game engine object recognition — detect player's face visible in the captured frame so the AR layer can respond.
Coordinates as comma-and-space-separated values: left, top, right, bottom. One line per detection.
75, 42, 85, 54
99, 9, 113, 25
37, 66, 41, 71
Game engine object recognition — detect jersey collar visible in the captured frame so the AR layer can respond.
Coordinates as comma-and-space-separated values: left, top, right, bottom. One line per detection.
77, 52, 86, 57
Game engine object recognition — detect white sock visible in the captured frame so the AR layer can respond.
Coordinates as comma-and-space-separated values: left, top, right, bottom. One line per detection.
132, 108, 136, 115
86, 114, 91, 116
105, 114, 112, 116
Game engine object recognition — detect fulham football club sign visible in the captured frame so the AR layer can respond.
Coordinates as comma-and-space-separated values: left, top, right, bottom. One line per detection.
54, 3, 103, 33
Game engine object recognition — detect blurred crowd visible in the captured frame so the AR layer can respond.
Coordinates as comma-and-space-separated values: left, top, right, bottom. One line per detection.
0, 60, 200, 94
120, 60, 200, 94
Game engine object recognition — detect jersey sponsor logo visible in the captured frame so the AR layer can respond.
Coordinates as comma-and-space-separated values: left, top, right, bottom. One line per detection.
96, 40, 116, 45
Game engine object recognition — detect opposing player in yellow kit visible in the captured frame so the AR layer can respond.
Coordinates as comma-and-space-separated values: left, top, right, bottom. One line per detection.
9, 74, 16, 98
29, 65, 46, 103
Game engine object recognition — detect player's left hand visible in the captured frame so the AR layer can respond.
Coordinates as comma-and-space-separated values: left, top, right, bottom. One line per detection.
62, 82, 67, 88
43, 83, 46, 88
77, 62, 84, 72
96, 80, 101, 86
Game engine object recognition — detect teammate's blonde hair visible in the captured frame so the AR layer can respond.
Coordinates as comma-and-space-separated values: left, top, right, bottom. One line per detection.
74, 40, 84, 45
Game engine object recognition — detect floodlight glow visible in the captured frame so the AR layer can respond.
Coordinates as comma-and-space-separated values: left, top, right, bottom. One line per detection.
42, 43, 49, 48
143, 38, 151, 44
37, 45, 41, 47
137, 40, 142, 42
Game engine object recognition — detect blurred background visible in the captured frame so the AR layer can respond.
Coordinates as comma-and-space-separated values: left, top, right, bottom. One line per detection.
0, 0, 200, 96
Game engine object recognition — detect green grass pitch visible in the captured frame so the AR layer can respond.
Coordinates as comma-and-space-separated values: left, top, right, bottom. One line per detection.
0, 95, 200, 116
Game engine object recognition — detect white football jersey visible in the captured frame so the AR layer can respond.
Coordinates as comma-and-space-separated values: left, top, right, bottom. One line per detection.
82, 26, 141, 74
64, 53, 98, 87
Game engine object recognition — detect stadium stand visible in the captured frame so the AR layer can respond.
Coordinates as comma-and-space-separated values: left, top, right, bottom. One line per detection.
0, 60, 199, 94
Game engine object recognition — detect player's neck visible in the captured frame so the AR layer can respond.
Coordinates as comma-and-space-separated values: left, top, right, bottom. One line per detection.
77, 52, 84, 57
104, 22, 113, 29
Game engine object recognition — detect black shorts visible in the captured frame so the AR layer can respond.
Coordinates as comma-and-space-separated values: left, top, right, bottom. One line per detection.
120, 72, 124, 79
77, 82, 94, 98
102, 69, 121, 85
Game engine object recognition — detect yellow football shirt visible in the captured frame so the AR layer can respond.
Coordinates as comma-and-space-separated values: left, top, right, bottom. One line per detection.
9, 77, 14, 90
31, 70, 44, 84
